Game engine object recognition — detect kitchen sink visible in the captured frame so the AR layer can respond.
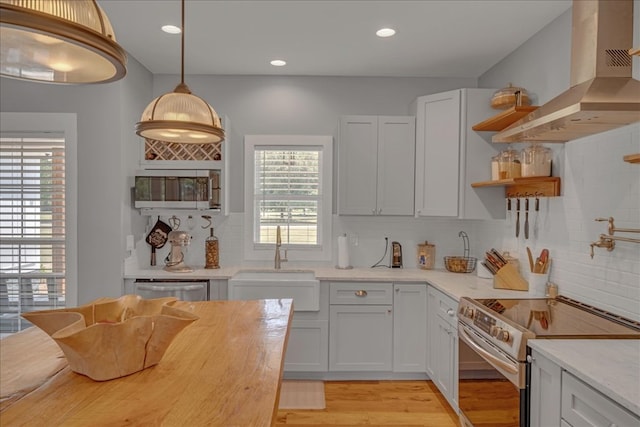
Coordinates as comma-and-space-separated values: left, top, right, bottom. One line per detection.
228, 270, 320, 311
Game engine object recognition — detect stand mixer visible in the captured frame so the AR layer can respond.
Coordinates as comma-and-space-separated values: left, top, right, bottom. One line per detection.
164, 216, 193, 272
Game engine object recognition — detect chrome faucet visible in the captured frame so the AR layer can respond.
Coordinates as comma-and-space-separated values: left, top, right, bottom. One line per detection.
275, 225, 288, 269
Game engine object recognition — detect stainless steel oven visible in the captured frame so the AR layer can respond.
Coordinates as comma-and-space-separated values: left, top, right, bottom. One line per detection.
457, 296, 640, 427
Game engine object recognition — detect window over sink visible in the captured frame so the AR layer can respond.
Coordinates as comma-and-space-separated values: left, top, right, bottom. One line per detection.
244, 135, 332, 262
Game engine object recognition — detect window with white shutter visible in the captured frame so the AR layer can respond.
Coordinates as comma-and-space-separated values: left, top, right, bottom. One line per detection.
0, 135, 66, 334
244, 135, 333, 261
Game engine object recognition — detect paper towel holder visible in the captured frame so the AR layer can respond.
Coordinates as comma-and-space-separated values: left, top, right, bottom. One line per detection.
335, 233, 353, 270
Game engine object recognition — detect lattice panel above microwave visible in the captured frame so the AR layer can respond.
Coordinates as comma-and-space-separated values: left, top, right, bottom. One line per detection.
144, 139, 222, 161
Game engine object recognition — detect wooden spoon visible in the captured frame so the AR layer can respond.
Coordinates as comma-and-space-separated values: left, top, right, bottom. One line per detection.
526, 247, 534, 272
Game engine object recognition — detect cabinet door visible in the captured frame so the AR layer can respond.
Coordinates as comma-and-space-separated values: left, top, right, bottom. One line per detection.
529, 349, 562, 427
561, 371, 640, 427
434, 315, 457, 409
393, 284, 427, 372
338, 116, 378, 215
329, 305, 393, 371
284, 320, 328, 372
377, 116, 416, 215
414, 90, 461, 217
427, 285, 459, 411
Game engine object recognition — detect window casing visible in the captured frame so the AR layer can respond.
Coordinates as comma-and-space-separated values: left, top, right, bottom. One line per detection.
0, 112, 77, 336
244, 135, 332, 262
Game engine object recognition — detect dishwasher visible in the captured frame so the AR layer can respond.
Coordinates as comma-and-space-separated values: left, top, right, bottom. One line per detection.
133, 279, 209, 301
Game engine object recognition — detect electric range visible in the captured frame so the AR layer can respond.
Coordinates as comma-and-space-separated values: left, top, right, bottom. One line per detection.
457, 295, 640, 427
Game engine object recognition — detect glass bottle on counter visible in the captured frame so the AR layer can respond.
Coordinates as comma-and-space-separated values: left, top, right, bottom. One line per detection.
204, 228, 220, 269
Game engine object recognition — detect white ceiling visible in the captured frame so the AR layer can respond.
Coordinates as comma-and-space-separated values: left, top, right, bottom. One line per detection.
98, 0, 571, 78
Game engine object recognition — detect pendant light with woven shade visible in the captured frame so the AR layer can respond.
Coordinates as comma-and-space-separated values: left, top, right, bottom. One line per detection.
0, 0, 127, 84
135, 0, 224, 144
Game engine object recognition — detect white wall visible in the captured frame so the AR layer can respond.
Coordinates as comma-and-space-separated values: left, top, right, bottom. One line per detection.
0, 56, 153, 304
478, 8, 640, 321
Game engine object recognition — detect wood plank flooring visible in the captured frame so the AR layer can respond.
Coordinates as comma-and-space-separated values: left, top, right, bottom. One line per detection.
276, 380, 459, 426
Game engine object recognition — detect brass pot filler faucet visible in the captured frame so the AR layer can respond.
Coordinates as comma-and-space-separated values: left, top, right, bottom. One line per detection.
590, 217, 640, 258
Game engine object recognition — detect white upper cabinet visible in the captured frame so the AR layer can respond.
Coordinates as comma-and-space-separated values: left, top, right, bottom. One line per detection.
413, 89, 505, 220
338, 115, 416, 215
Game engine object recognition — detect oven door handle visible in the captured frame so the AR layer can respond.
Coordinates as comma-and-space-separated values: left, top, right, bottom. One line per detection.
459, 326, 519, 375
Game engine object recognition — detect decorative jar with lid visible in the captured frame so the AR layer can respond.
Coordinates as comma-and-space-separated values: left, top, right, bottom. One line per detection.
521, 143, 551, 177
498, 147, 521, 179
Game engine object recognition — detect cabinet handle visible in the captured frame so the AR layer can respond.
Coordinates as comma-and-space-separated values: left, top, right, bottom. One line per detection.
447, 309, 455, 316
526, 355, 535, 363
355, 290, 368, 297
395, 288, 399, 293
372, 209, 376, 215
378, 208, 382, 215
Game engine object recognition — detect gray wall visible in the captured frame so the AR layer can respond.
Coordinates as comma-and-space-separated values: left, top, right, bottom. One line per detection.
151, 74, 477, 213
479, 9, 571, 104
0, 56, 152, 304
477, 7, 640, 320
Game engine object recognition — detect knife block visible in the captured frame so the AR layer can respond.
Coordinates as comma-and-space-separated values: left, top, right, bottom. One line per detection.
493, 262, 528, 291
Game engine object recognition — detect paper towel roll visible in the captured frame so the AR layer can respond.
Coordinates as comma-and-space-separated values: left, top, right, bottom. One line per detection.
337, 235, 350, 268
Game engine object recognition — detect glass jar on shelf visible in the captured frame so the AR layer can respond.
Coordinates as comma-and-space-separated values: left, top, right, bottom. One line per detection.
498, 147, 521, 179
521, 143, 552, 177
491, 154, 500, 181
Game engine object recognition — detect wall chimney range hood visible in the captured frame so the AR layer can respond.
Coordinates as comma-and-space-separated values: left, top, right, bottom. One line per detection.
494, 0, 640, 143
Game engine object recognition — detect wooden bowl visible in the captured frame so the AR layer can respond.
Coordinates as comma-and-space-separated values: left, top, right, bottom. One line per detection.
21, 295, 199, 381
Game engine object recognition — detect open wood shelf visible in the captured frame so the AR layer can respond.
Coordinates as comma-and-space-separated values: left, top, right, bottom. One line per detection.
623, 153, 640, 163
472, 106, 539, 132
471, 176, 561, 198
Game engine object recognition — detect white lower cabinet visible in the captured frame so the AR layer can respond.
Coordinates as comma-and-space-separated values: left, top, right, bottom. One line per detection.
284, 319, 328, 372
393, 283, 427, 372
426, 285, 458, 411
329, 282, 393, 371
529, 348, 561, 427
561, 371, 639, 427
530, 349, 640, 427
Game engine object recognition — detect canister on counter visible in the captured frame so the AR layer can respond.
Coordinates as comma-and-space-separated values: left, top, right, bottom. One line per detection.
417, 241, 435, 270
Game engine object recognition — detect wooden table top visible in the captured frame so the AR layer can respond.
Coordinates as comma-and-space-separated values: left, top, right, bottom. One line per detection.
0, 299, 293, 427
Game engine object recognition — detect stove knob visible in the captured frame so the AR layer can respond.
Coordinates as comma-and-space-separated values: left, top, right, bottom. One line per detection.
489, 325, 500, 337
496, 329, 510, 342
463, 307, 475, 318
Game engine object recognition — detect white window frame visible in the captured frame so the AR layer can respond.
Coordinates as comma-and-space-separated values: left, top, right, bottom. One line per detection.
244, 135, 333, 262
0, 112, 78, 309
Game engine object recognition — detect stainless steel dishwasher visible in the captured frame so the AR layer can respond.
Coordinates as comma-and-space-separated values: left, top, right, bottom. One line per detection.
133, 279, 209, 301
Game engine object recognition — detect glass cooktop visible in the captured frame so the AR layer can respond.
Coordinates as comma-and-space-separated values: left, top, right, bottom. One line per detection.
474, 296, 640, 338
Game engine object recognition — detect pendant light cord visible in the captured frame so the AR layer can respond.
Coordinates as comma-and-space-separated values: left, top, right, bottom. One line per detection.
181, 0, 185, 85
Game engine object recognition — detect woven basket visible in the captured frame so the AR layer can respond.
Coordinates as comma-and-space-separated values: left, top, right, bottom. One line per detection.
444, 256, 477, 273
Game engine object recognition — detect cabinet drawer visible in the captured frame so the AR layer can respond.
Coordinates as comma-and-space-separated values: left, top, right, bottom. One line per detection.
330, 282, 392, 305
561, 371, 640, 427
428, 285, 458, 326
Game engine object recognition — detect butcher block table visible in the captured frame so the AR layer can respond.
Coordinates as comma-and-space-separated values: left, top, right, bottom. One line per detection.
0, 299, 293, 426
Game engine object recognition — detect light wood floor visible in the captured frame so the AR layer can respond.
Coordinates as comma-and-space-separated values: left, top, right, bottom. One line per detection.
276, 380, 459, 427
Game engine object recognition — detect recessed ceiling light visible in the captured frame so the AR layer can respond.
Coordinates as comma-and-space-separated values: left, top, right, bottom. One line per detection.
162, 25, 181, 34
376, 28, 396, 38
270, 59, 287, 67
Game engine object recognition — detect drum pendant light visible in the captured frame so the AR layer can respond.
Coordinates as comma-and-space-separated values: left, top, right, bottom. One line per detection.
135, 0, 224, 144
0, 0, 127, 84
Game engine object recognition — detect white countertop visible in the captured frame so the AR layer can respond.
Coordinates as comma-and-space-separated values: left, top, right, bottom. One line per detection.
124, 264, 532, 301
528, 339, 640, 416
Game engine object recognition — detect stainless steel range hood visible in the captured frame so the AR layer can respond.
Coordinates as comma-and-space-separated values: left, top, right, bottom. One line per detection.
494, 0, 640, 143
